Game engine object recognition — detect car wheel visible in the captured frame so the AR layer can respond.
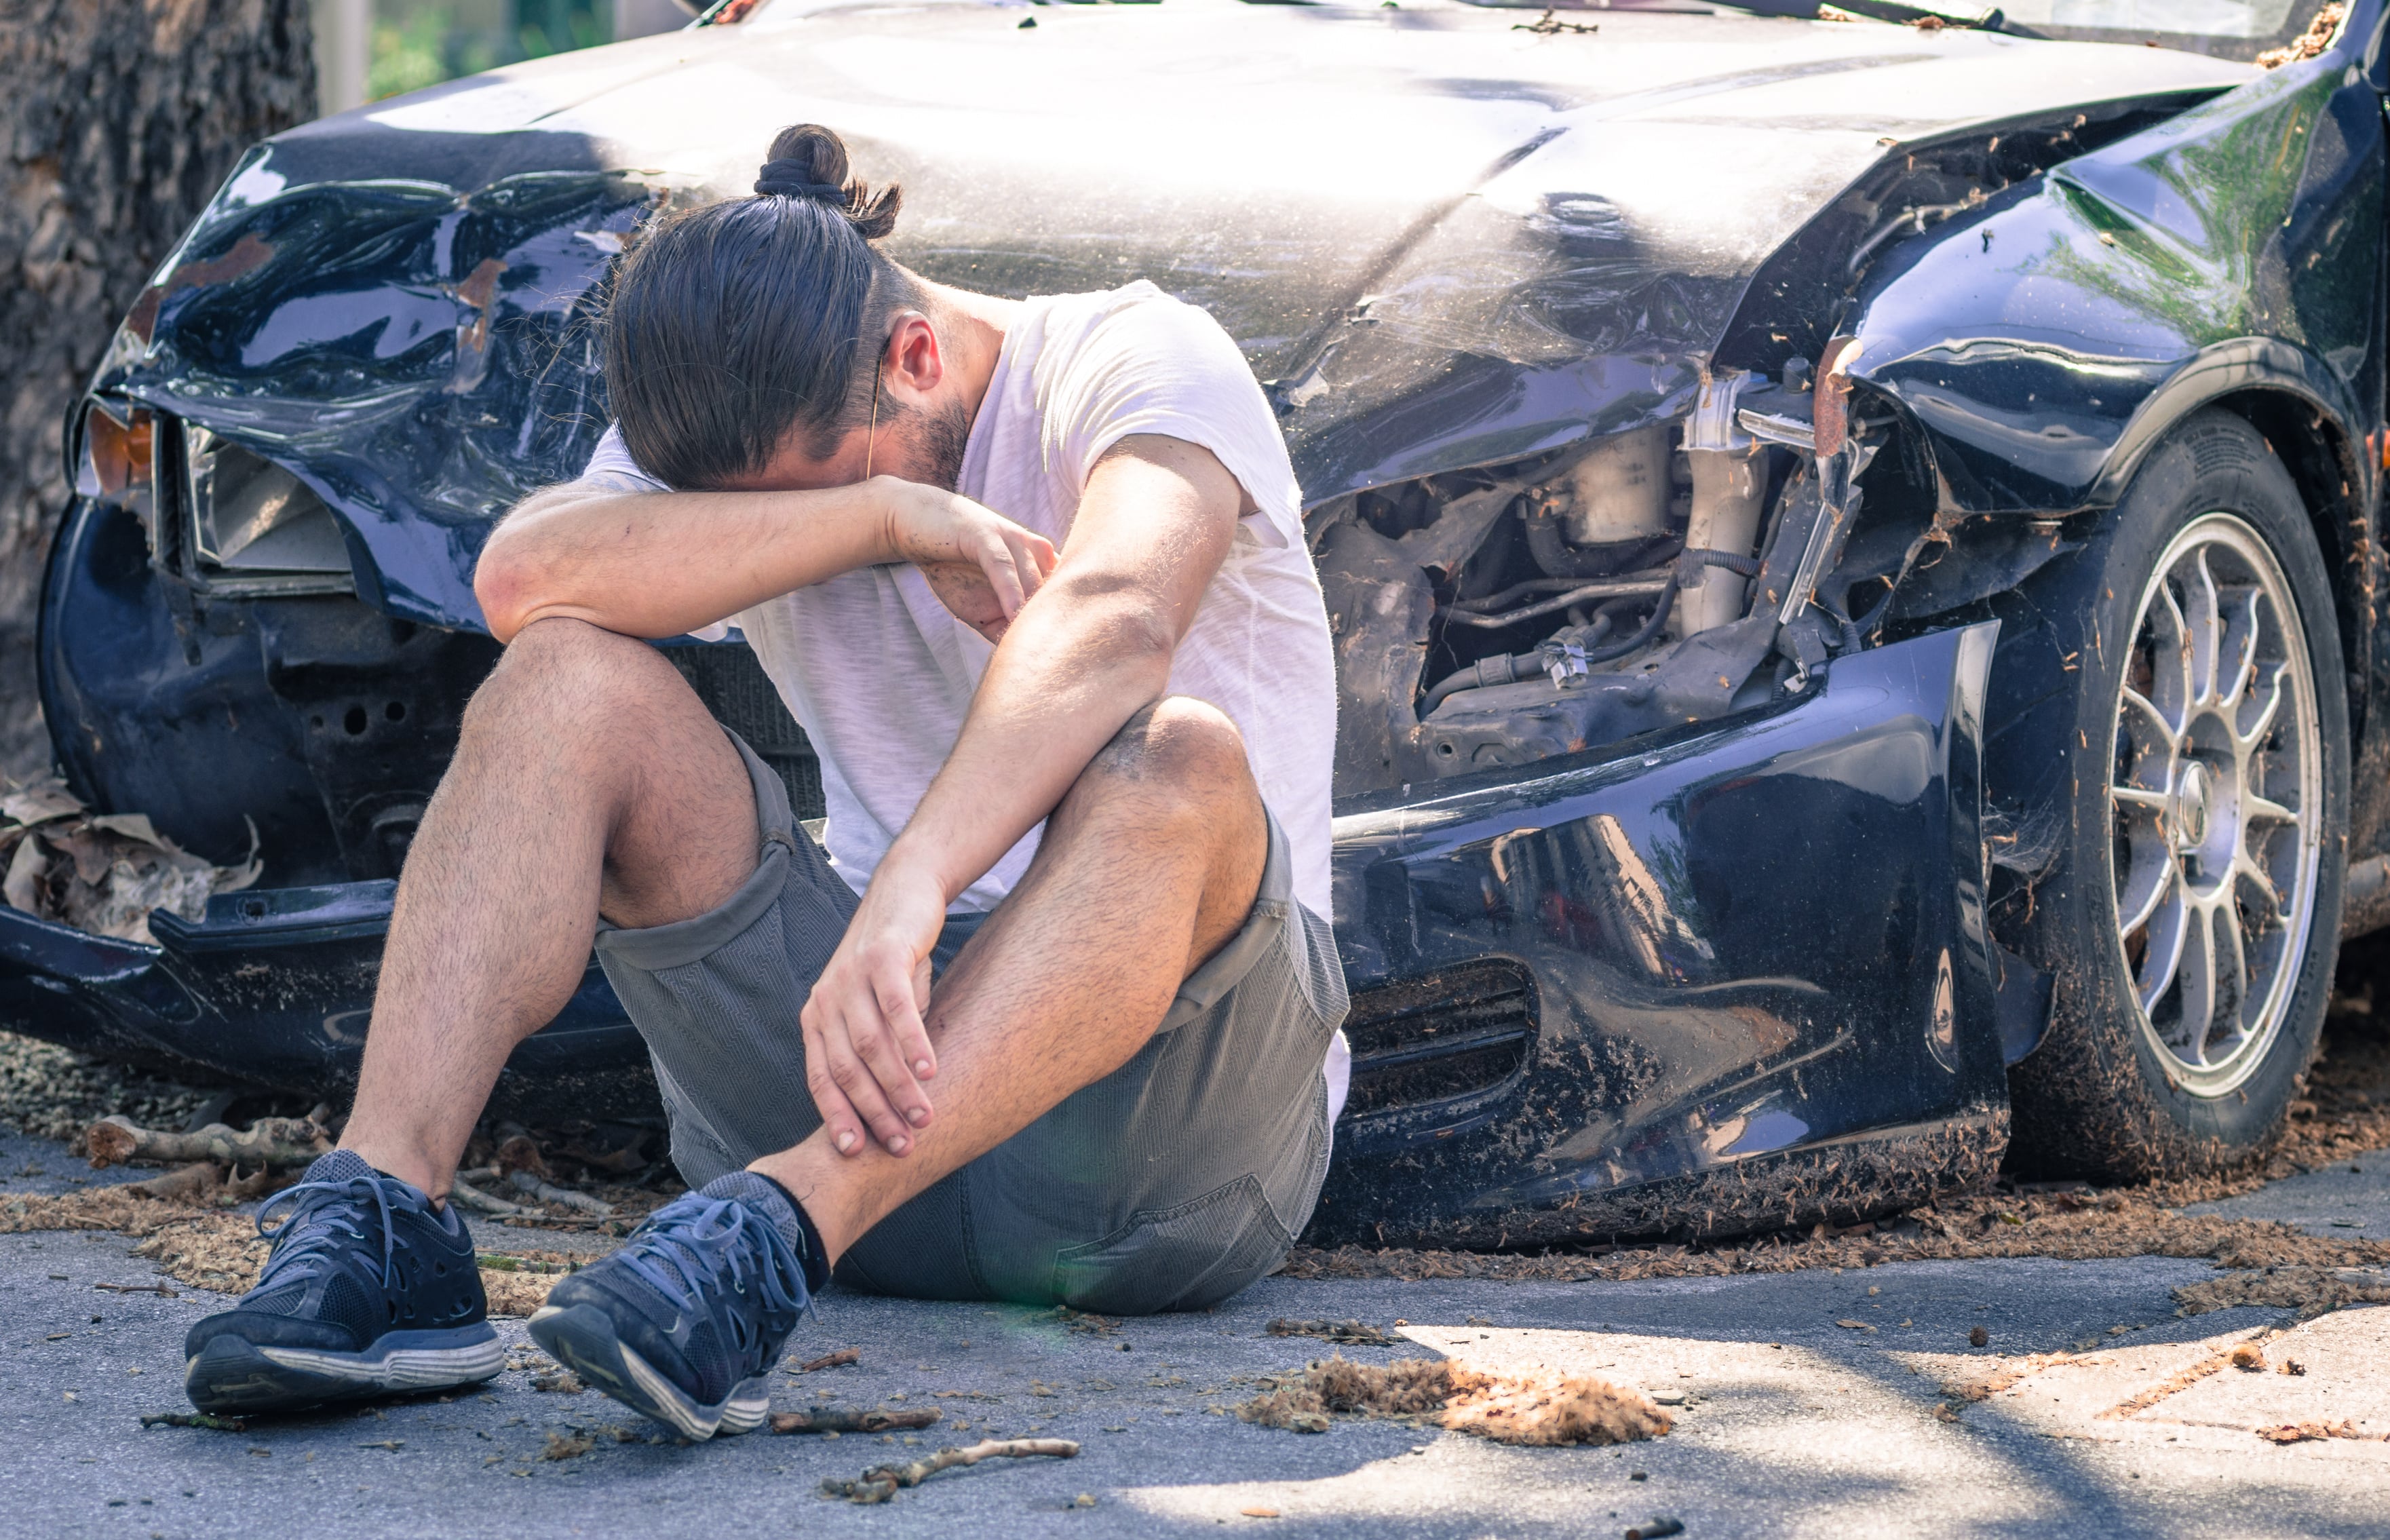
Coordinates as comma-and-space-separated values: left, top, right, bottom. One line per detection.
1987, 407, 2347, 1180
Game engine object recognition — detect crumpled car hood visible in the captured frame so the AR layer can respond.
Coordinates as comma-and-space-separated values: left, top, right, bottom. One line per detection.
97, 2, 2249, 629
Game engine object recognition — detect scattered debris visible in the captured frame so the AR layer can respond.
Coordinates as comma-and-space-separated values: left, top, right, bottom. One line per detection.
2258, 3, 2346, 69
1834, 1320, 1876, 1332
93, 1281, 175, 1297
771, 1406, 942, 1435
1624, 1522, 1684, 1540
2172, 1266, 2390, 1320
1266, 1319, 1393, 1347
138, 1412, 246, 1432
541, 1429, 592, 1461
2279, 1359, 2308, 1377
2258, 1419, 2384, 1444
0, 1032, 210, 1142
1443, 1368, 1673, 1448
85, 1113, 328, 1171
0, 777, 260, 945
2229, 1342, 2267, 1372
796, 1347, 862, 1372
355, 1440, 404, 1452
2091, 1337, 2279, 1421
1513, 8, 1596, 35
1239, 1355, 1668, 1447
1239, 1508, 1280, 1520
1037, 1307, 1121, 1338
821, 1438, 1078, 1503
1969, 1326, 1988, 1347
532, 1370, 583, 1395
476, 1252, 576, 1275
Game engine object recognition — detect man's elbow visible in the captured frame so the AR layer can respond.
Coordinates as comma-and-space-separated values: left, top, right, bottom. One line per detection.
472, 511, 555, 643
473, 559, 531, 644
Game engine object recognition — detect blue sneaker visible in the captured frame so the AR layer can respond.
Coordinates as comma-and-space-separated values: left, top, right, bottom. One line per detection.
183, 1151, 501, 1414
527, 1181, 810, 1440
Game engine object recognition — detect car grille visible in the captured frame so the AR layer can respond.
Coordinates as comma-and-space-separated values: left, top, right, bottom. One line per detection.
1342, 960, 1538, 1123
668, 642, 827, 823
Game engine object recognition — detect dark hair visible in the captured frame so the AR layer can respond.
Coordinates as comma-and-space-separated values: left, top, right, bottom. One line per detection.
602, 124, 914, 488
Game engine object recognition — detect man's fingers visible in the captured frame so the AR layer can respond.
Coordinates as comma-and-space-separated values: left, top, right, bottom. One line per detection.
1013, 531, 1055, 591
820, 1009, 914, 1155
980, 537, 1028, 619
848, 955, 932, 1134
800, 1011, 869, 1157
869, 963, 938, 1103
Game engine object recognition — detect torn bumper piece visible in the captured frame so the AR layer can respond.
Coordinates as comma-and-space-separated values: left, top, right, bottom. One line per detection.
0, 879, 644, 1102
1316, 623, 2009, 1246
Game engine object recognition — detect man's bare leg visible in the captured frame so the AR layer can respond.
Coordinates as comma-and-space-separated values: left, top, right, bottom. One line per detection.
340, 617, 759, 1197
752, 695, 1267, 1260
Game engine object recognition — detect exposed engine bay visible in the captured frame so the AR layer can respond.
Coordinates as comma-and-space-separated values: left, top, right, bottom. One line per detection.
1313, 368, 1875, 797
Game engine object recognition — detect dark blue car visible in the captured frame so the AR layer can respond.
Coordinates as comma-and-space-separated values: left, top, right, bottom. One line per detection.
14, 1, 2383, 1246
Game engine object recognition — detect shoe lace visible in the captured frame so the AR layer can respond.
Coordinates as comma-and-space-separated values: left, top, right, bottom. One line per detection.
620, 1195, 805, 1335
254, 1174, 403, 1293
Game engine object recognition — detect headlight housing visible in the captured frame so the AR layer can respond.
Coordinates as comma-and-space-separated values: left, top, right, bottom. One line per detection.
73, 399, 354, 596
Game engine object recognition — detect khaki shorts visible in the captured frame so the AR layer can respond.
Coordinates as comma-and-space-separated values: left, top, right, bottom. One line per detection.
593, 733, 1347, 1315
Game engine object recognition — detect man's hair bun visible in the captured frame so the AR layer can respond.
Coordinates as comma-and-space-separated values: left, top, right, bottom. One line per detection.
753, 123, 900, 239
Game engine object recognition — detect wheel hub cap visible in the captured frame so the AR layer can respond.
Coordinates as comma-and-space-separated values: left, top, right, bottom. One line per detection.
2171, 760, 2212, 852
2109, 514, 2321, 1098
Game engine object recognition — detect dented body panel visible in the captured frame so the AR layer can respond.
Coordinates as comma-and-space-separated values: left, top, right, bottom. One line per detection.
14, 2, 2390, 1244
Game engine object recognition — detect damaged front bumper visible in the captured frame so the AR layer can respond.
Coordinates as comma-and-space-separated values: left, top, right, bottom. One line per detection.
0, 623, 2024, 1241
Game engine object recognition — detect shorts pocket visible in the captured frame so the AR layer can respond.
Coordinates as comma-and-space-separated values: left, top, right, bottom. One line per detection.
1049, 1174, 1293, 1315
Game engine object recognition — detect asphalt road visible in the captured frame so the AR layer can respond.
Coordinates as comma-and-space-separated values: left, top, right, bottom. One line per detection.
1, 1133, 2384, 1540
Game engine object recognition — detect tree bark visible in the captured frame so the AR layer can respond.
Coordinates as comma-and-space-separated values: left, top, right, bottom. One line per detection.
0, 1, 315, 779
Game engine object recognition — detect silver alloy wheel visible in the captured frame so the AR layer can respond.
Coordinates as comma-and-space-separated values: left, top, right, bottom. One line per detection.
2109, 513, 2322, 1098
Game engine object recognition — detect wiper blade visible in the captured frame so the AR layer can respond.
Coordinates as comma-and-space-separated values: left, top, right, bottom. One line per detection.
1703, 1, 2045, 39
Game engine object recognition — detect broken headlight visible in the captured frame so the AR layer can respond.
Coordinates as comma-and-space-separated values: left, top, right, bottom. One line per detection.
177, 422, 355, 594
73, 398, 157, 553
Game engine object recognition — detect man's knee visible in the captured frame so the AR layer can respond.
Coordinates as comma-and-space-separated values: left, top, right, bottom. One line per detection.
1084, 697, 1253, 801
462, 617, 694, 745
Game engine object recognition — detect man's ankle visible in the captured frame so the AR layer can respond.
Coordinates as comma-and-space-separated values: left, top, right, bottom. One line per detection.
333, 1136, 444, 1199
702, 1170, 830, 1292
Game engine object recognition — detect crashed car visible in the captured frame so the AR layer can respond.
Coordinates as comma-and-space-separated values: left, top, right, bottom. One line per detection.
11, 0, 2387, 1246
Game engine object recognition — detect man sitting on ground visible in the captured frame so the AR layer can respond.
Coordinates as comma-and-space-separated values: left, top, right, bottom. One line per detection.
178, 124, 1347, 1438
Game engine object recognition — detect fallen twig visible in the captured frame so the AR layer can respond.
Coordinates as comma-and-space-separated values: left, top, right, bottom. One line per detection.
94, 1281, 176, 1297
771, 1406, 940, 1435
85, 1115, 328, 1171
796, 1347, 861, 1372
505, 1169, 615, 1217
448, 1176, 526, 1216
822, 1438, 1079, 1503
140, 1412, 247, 1431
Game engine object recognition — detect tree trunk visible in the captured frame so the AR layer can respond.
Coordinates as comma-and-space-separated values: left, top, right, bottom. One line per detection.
0, 1, 315, 779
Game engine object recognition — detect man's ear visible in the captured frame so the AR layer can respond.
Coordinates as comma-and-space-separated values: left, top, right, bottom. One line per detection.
883, 311, 945, 403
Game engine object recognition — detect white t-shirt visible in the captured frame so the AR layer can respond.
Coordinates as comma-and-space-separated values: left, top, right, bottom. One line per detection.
575, 281, 1339, 921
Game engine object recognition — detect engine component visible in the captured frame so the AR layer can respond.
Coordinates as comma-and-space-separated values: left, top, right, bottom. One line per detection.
1560, 423, 1672, 546
1678, 372, 1767, 638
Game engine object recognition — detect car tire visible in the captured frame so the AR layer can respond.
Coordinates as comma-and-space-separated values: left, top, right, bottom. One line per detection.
1984, 407, 2348, 1180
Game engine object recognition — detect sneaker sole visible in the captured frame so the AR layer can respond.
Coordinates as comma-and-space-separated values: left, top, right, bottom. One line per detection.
185, 1325, 503, 1414
526, 1303, 769, 1441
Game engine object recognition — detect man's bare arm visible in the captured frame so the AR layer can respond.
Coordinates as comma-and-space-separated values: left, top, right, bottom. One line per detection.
474, 475, 1056, 644
796, 434, 1250, 1156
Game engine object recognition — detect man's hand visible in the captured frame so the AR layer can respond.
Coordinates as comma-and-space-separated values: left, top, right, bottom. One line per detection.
800, 858, 950, 1156
876, 477, 1058, 643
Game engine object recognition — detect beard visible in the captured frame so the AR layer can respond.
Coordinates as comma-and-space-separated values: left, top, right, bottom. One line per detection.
891, 395, 972, 492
